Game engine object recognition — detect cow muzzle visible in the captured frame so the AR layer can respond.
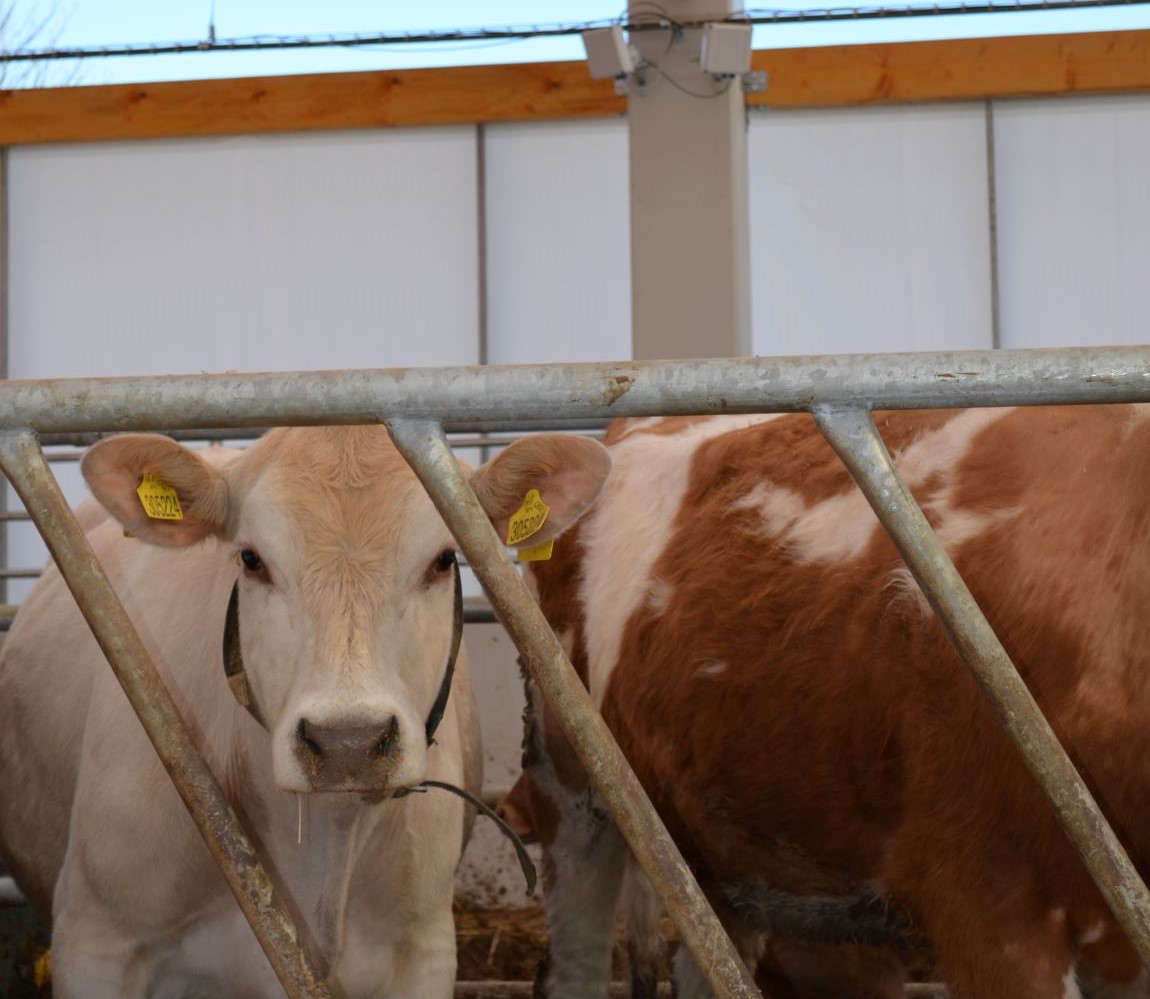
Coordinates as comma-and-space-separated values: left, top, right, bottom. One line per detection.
294, 715, 403, 792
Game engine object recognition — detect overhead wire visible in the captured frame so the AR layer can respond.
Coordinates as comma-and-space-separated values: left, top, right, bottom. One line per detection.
2, 0, 1148, 62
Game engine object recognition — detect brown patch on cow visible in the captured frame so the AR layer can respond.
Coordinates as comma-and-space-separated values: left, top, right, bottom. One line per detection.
496, 776, 537, 843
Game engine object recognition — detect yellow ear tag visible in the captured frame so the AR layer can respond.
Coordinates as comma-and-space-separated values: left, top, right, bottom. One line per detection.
136, 473, 184, 521
507, 486, 549, 540
517, 538, 555, 563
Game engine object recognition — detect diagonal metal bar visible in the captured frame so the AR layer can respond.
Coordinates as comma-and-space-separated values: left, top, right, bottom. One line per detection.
810, 404, 1150, 964
384, 417, 760, 999
0, 429, 332, 999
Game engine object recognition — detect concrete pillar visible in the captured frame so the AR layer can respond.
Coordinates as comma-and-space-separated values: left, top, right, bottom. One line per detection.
627, 0, 752, 360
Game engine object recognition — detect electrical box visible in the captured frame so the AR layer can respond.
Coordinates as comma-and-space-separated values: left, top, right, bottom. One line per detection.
700, 22, 752, 76
581, 26, 634, 80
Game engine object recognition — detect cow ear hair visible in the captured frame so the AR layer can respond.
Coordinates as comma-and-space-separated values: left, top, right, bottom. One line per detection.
81, 434, 231, 548
469, 434, 610, 547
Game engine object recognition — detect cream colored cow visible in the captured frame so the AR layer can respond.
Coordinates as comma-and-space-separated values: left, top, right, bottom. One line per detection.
0, 425, 609, 999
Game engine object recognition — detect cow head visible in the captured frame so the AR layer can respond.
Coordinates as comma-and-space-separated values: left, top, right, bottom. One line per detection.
81, 426, 610, 797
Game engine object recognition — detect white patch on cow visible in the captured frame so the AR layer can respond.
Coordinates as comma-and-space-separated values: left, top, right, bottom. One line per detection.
613, 417, 667, 440
736, 408, 1020, 573
735, 482, 876, 563
556, 626, 577, 660
645, 577, 673, 616
1063, 965, 1085, 999
1077, 920, 1107, 946
929, 504, 1023, 550
578, 415, 782, 708
695, 659, 729, 678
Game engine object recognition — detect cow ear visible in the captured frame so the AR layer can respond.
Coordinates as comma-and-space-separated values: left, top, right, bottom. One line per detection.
470, 434, 610, 548
81, 434, 231, 548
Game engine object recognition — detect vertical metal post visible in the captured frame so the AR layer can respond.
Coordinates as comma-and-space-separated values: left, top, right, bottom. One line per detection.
0, 430, 331, 999
985, 100, 1002, 350
0, 147, 9, 607
811, 404, 1150, 964
385, 417, 760, 999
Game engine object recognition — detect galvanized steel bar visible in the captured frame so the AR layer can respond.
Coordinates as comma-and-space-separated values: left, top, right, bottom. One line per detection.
0, 347, 1149, 433
811, 405, 1150, 965
385, 417, 760, 999
0, 430, 332, 999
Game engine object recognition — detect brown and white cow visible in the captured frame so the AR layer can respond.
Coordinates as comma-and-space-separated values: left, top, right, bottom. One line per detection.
518, 408, 1150, 999
0, 425, 609, 999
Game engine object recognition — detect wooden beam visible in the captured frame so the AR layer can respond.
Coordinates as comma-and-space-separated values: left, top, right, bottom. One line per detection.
1, 28, 1148, 146
0, 61, 623, 145
752, 28, 1150, 108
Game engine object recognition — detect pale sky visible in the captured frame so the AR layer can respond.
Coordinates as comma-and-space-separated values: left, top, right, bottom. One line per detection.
15, 1, 1150, 88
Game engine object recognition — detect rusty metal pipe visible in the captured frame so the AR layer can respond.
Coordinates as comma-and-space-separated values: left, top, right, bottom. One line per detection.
385, 417, 760, 999
810, 404, 1150, 965
0, 429, 332, 999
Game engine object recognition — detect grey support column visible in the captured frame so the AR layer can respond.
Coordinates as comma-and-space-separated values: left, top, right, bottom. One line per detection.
628, 1, 752, 360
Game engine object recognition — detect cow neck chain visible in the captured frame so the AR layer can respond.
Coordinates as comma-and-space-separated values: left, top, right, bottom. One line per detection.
220, 559, 538, 894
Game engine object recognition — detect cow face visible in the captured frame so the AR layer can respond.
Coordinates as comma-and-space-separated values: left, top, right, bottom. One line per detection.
81, 426, 610, 797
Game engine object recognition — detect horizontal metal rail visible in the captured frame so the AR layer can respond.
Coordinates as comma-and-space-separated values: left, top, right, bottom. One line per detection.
3, 346, 1150, 997
0, 348, 1148, 433
450, 985, 950, 999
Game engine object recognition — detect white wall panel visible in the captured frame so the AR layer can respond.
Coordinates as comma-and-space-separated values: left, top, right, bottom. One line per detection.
7, 128, 479, 598
748, 104, 994, 356
993, 95, 1150, 349
484, 119, 631, 364
9, 128, 478, 378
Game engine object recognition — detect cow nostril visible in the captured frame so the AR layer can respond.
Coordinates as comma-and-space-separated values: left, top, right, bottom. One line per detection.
296, 718, 323, 759
373, 716, 400, 758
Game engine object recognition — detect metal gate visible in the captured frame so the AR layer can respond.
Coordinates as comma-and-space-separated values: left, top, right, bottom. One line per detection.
4, 346, 1150, 999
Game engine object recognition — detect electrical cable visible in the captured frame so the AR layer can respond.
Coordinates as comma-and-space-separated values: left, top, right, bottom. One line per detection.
3, 0, 1148, 63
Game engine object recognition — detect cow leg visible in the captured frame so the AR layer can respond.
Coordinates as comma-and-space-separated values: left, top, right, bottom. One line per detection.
519, 669, 629, 999
622, 859, 665, 999
50, 905, 138, 999
534, 782, 627, 999
376, 906, 458, 999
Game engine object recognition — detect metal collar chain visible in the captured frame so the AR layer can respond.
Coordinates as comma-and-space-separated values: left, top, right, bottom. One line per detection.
423, 558, 463, 746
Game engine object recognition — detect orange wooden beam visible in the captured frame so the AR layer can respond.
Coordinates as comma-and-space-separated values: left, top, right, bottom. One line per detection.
1, 29, 1148, 145
752, 28, 1150, 107
0, 61, 623, 145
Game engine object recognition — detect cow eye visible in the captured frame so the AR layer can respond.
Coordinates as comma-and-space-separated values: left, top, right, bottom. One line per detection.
238, 548, 266, 576
433, 549, 457, 574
